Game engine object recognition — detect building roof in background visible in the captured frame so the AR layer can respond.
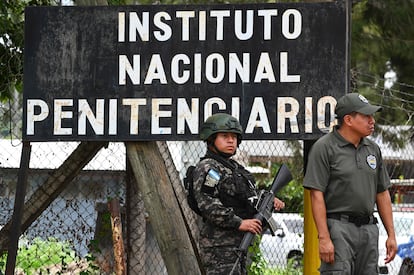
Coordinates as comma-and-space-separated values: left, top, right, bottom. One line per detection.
0, 140, 126, 170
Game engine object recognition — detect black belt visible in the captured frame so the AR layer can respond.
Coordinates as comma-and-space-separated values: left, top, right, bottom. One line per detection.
327, 213, 378, 227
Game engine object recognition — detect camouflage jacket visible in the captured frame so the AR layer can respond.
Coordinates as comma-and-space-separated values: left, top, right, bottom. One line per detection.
193, 151, 258, 248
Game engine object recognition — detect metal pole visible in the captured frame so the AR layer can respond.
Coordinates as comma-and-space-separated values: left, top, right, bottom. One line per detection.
5, 141, 31, 275
303, 140, 320, 275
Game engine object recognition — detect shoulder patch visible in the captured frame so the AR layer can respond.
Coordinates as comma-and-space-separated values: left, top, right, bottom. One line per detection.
366, 155, 377, 169
204, 169, 220, 187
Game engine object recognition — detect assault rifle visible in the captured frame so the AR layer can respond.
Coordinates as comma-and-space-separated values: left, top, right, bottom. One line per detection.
229, 164, 292, 275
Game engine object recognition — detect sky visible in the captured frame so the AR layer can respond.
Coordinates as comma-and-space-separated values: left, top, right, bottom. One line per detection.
60, 0, 73, 5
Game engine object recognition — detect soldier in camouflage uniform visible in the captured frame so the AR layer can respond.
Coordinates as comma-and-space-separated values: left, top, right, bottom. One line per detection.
193, 113, 285, 274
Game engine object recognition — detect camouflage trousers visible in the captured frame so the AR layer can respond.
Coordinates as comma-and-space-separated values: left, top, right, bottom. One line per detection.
201, 246, 247, 275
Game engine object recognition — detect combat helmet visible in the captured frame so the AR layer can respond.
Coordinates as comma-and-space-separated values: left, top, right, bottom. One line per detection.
200, 113, 243, 145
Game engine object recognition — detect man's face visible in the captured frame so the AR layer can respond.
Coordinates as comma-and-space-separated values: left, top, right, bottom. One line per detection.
214, 132, 238, 155
347, 112, 376, 137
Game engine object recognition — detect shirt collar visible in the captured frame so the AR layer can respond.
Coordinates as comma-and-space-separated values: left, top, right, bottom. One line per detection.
332, 126, 369, 147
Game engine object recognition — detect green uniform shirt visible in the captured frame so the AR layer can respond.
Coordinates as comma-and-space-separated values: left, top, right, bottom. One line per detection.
303, 126, 391, 216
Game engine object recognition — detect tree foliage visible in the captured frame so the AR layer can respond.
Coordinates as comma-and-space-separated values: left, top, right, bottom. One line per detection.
351, 0, 414, 128
0, 1, 56, 101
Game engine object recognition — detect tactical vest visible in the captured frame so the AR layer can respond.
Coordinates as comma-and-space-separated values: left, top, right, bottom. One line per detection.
186, 151, 257, 218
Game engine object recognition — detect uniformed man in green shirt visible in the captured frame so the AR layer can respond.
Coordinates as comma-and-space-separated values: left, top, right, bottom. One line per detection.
303, 93, 397, 274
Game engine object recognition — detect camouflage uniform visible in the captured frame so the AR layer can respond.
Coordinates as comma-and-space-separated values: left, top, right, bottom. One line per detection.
193, 151, 257, 275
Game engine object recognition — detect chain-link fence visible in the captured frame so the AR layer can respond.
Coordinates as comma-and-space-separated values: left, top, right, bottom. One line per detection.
0, 90, 413, 274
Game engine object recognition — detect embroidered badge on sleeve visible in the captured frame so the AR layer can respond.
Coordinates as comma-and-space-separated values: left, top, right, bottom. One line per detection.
366, 155, 377, 169
204, 169, 220, 187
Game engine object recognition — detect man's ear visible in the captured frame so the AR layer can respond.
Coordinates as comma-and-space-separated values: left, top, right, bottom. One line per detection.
343, 114, 353, 126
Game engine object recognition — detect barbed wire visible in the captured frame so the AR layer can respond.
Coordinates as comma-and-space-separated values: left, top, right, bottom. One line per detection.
355, 71, 414, 92
351, 68, 414, 127
355, 80, 414, 104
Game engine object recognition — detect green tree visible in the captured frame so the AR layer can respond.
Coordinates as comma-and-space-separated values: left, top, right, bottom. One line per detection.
0, 0, 57, 101
351, 0, 414, 129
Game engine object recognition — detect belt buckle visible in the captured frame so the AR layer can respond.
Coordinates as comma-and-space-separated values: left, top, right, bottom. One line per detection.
354, 216, 370, 227
354, 217, 362, 227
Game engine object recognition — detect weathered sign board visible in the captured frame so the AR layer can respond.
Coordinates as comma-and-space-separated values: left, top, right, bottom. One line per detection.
23, 2, 348, 141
